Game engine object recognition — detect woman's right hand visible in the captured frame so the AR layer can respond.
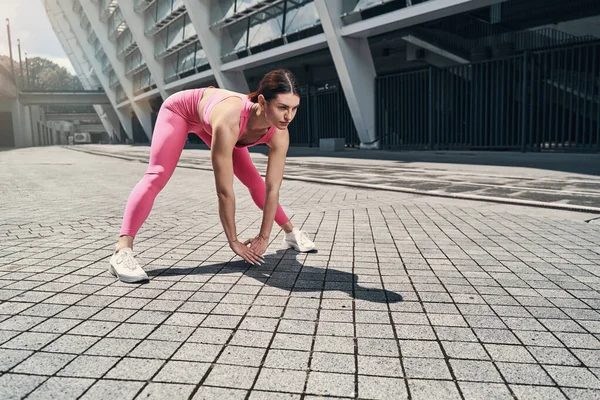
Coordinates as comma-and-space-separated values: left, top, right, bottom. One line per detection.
229, 240, 265, 266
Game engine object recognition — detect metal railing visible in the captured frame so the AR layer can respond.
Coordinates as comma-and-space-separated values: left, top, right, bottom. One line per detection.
287, 83, 360, 147
376, 41, 600, 151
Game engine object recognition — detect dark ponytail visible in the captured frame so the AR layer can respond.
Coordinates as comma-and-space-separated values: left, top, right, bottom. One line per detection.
248, 69, 300, 103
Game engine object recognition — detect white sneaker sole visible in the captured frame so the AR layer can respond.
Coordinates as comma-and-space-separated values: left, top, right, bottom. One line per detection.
284, 241, 317, 253
108, 263, 148, 283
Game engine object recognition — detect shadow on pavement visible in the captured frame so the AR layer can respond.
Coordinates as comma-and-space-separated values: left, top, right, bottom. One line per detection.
146, 250, 403, 304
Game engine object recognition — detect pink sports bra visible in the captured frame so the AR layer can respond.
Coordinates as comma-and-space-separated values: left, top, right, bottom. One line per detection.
200, 87, 276, 148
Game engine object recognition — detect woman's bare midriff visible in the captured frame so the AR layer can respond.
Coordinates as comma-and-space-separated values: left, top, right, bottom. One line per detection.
197, 87, 269, 147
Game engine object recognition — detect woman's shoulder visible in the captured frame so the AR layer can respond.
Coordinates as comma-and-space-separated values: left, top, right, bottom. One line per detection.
209, 95, 245, 128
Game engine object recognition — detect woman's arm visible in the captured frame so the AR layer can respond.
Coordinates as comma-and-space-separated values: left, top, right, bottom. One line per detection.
210, 99, 264, 265
250, 128, 289, 255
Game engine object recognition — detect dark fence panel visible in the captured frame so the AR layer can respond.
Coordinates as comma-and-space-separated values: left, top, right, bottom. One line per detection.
377, 42, 600, 151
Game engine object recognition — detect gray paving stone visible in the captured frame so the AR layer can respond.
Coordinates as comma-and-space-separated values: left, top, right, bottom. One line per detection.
270, 333, 313, 351
399, 340, 443, 358
305, 371, 355, 397
26, 377, 94, 400
496, 362, 554, 385
408, 379, 460, 400
357, 337, 399, 357
187, 327, 233, 344
528, 346, 580, 366
475, 328, 520, 344
147, 324, 195, 341
79, 379, 145, 400
484, 344, 535, 363
263, 348, 310, 370
204, 364, 260, 389
311, 351, 355, 374
192, 386, 248, 399
84, 337, 140, 357
314, 335, 354, 354
0, 329, 20, 345
544, 365, 600, 389
404, 357, 452, 380
562, 388, 600, 400
450, 359, 503, 383
127, 340, 181, 360
152, 360, 210, 383
172, 342, 223, 362
217, 345, 267, 367
359, 375, 407, 400
572, 349, 600, 368
0, 315, 46, 331
458, 382, 513, 400
435, 326, 479, 342
12, 352, 75, 375
1, 331, 59, 350
253, 367, 308, 393
0, 373, 47, 400
135, 383, 195, 399
443, 341, 489, 360
57, 355, 119, 378
509, 385, 567, 400
67, 320, 119, 337
228, 329, 273, 348
277, 319, 316, 335
248, 391, 301, 399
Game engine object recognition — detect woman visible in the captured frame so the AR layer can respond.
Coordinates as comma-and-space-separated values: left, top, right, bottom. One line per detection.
109, 69, 316, 283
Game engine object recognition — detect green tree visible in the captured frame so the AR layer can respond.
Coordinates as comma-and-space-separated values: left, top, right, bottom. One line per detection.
0, 55, 94, 113
0, 55, 83, 91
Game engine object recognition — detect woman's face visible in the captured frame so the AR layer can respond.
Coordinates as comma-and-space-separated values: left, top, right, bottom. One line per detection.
261, 92, 300, 130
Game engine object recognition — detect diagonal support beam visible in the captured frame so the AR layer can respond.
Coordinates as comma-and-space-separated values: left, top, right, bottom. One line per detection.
117, 1, 169, 100
80, 0, 154, 141
182, 0, 249, 92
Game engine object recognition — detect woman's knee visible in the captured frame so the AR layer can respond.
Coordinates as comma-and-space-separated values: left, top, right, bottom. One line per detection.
144, 165, 171, 191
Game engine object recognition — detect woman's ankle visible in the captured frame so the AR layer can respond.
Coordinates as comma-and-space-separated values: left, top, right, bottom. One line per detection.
280, 221, 293, 234
116, 235, 134, 251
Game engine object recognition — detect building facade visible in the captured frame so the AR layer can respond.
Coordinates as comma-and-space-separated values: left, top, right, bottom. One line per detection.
40, 0, 600, 151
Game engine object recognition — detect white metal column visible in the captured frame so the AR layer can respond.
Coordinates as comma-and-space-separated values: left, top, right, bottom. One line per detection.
45, 0, 124, 141
182, 0, 249, 93
79, 0, 154, 141
315, 0, 378, 148
54, 0, 133, 140
118, 1, 169, 100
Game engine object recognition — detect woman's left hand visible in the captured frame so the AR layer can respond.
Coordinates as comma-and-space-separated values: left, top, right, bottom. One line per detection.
245, 234, 269, 258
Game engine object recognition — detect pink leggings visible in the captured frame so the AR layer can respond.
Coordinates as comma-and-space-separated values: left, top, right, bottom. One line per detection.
119, 94, 290, 237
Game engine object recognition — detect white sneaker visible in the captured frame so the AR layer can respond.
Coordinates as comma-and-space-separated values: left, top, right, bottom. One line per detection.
283, 228, 317, 252
109, 248, 148, 283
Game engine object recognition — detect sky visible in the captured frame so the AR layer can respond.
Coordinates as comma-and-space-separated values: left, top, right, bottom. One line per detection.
0, 0, 75, 74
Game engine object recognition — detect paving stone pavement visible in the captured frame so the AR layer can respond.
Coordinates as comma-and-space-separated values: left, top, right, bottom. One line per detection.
1, 146, 600, 400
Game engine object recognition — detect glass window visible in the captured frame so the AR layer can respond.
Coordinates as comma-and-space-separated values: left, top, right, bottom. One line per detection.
117, 29, 133, 55
167, 16, 185, 49
156, 0, 172, 24
164, 51, 179, 79
183, 15, 196, 40
116, 85, 126, 103
353, 0, 394, 11
144, 3, 156, 31
247, 13, 283, 47
178, 44, 196, 73
109, 70, 118, 86
172, 0, 184, 10
284, 1, 320, 34
133, 68, 152, 93
126, 48, 144, 73
237, 0, 263, 13
194, 46, 208, 68
231, 27, 248, 53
